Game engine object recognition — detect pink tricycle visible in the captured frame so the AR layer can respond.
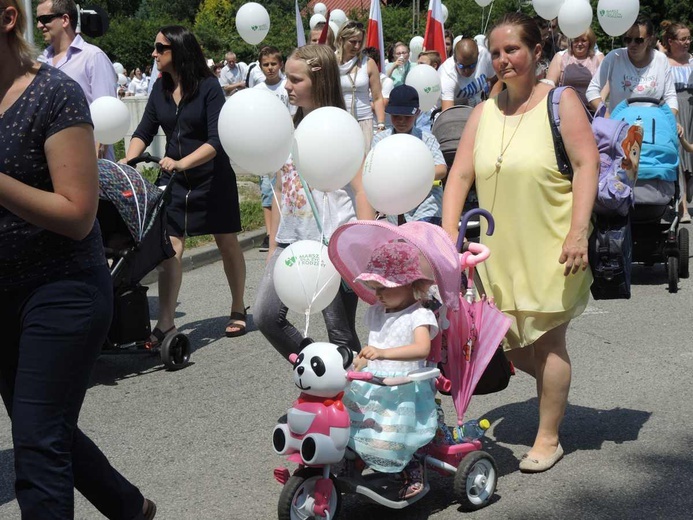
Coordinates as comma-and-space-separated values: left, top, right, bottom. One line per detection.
272, 215, 512, 519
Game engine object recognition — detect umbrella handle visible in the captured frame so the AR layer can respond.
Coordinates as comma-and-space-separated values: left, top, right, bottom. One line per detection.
460, 242, 490, 269
456, 208, 495, 252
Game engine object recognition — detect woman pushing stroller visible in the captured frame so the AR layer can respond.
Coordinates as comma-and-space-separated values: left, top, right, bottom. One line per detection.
345, 241, 439, 499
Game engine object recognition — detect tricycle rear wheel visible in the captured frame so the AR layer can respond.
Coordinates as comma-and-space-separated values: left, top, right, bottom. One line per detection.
278, 468, 341, 520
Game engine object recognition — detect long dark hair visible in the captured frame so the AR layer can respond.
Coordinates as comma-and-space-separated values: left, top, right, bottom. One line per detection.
159, 25, 213, 102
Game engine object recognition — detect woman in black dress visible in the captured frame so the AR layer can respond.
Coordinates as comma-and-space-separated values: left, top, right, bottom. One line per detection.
124, 26, 247, 340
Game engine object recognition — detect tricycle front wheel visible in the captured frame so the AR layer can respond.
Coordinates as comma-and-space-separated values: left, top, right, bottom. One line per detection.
453, 451, 497, 511
278, 468, 341, 520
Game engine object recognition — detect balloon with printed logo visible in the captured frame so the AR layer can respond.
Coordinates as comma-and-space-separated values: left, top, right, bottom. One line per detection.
405, 64, 441, 112
558, 0, 593, 39
293, 107, 365, 191
235, 2, 270, 45
274, 240, 341, 315
475, 0, 494, 7
313, 2, 327, 15
597, 0, 640, 37
90, 96, 131, 145
533, 0, 565, 20
331, 9, 347, 28
409, 35, 424, 62
218, 89, 294, 176
309, 13, 326, 30
362, 134, 435, 215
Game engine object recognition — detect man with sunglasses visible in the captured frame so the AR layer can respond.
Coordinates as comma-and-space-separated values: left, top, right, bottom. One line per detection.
439, 37, 496, 111
36, 0, 117, 158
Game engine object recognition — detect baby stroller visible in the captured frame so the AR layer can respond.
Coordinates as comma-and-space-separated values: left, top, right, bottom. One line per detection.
431, 105, 481, 241
97, 154, 191, 369
611, 98, 689, 293
271, 210, 512, 518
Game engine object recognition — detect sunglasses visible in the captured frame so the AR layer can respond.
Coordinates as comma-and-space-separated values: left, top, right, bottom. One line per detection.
154, 42, 172, 54
37, 13, 65, 25
623, 37, 646, 45
456, 61, 477, 70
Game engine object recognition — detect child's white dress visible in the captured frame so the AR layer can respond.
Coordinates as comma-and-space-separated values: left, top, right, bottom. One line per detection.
344, 302, 438, 473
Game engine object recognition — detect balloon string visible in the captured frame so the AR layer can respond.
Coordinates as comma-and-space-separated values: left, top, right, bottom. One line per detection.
304, 310, 311, 337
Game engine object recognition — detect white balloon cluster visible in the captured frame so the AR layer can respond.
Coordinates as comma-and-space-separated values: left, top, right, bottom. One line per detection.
532, 0, 640, 38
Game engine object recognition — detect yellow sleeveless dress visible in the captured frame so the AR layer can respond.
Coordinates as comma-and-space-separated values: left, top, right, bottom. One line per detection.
473, 95, 592, 350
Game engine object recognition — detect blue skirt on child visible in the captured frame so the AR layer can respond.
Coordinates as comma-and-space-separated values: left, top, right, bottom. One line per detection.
344, 371, 437, 473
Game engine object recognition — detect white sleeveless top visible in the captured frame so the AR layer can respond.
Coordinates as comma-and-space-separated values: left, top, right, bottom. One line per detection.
275, 156, 357, 244
339, 56, 373, 121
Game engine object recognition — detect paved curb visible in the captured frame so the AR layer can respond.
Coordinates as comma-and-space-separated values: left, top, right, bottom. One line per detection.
141, 228, 267, 285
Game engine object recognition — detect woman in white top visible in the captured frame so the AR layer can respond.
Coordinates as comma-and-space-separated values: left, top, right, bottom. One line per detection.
335, 21, 385, 150
546, 28, 603, 109
661, 20, 693, 221
126, 67, 149, 96
586, 18, 678, 115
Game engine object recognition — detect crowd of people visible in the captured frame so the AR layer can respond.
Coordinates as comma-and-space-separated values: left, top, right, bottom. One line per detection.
2, 0, 693, 515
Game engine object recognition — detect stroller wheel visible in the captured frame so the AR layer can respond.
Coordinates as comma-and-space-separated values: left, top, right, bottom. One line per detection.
454, 451, 497, 511
160, 332, 191, 370
678, 227, 689, 278
667, 256, 679, 293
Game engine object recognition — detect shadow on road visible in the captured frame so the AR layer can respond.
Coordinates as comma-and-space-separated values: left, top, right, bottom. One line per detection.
0, 449, 15, 506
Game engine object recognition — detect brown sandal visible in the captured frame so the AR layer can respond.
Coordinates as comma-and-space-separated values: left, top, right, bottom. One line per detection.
225, 307, 248, 338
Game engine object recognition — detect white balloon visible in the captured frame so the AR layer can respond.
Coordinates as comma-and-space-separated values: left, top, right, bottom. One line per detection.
235, 2, 270, 45
293, 107, 365, 191
218, 89, 294, 176
533, 0, 565, 20
558, 0, 593, 39
453, 35, 463, 50
112, 62, 125, 75
313, 2, 327, 15
90, 97, 131, 145
330, 9, 347, 28
405, 64, 441, 112
409, 35, 424, 62
117, 73, 128, 86
475, 0, 493, 7
597, 0, 640, 37
441, 4, 449, 23
309, 13, 326, 30
274, 240, 341, 315
362, 134, 435, 215
329, 21, 340, 40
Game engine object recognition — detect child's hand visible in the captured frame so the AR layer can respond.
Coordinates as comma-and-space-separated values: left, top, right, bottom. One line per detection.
678, 124, 685, 138
359, 346, 385, 360
352, 357, 369, 371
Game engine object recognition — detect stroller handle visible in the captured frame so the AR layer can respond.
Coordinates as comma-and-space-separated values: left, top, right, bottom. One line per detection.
625, 97, 663, 107
457, 208, 495, 252
126, 152, 162, 167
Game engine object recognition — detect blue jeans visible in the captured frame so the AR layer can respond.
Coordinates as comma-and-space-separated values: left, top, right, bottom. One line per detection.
254, 247, 361, 361
0, 265, 144, 519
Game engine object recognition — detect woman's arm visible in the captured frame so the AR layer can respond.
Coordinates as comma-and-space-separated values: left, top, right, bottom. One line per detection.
545, 52, 563, 86
0, 124, 99, 241
358, 326, 431, 361
350, 167, 376, 220
159, 144, 216, 172
557, 88, 599, 275
662, 59, 679, 115
269, 171, 283, 258
441, 102, 484, 243
367, 58, 386, 126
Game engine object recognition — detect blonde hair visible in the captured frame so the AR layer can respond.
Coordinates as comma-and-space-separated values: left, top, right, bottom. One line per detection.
288, 44, 346, 126
568, 28, 596, 57
335, 20, 365, 63
2, 0, 36, 66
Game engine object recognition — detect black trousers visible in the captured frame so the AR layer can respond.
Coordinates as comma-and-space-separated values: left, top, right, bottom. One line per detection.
0, 265, 144, 519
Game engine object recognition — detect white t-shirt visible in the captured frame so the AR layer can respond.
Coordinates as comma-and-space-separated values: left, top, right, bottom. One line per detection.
246, 61, 267, 87
586, 48, 678, 112
439, 47, 495, 106
127, 76, 149, 96
254, 79, 296, 115
219, 62, 248, 87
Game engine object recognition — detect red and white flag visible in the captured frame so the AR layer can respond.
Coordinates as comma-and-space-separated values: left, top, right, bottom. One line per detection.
366, 0, 386, 72
295, 0, 306, 47
423, 0, 446, 60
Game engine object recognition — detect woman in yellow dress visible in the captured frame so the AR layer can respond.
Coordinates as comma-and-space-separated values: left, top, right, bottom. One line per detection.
442, 12, 599, 473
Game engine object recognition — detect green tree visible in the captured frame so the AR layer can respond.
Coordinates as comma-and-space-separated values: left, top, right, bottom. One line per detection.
137, 0, 202, 22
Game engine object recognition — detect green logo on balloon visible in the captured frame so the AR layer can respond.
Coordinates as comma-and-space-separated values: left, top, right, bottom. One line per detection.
599, 9, 605, 16
424, 87, 431, 93
285, 256, 296, 267
251, 25, 258, 31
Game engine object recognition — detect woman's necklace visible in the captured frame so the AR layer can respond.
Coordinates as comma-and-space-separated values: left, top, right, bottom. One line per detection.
495, 86, 535, 171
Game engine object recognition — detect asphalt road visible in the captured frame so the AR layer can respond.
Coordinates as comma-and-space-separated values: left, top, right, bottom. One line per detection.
1, 231, 693, 520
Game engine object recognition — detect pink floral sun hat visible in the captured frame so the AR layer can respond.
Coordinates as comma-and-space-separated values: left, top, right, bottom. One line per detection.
354, 241, 434, 288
